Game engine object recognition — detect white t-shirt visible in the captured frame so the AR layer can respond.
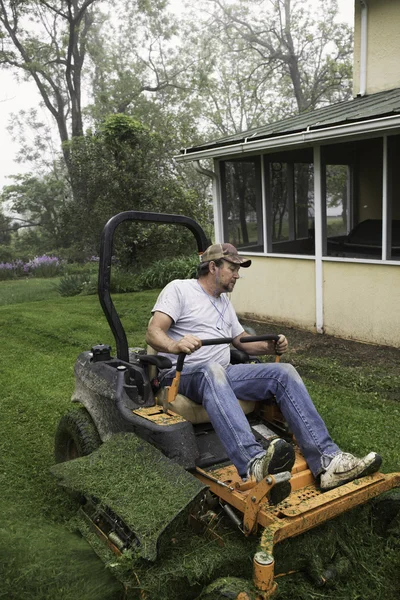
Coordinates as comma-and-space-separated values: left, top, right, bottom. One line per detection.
152, 279, 244, 368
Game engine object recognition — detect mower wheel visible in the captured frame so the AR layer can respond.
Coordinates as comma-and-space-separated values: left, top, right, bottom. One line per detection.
55, 406, 101, 463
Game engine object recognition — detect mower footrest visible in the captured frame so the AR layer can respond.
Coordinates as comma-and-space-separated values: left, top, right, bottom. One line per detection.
279, 472, 391, 517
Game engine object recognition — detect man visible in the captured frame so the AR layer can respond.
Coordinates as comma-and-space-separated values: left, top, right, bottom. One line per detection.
146, 243, 382, 495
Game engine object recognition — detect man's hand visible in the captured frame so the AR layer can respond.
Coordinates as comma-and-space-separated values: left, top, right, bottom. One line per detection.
275, 334, 288, 355
233, 332, 289, 356
146, 312, 203, 355
171, 334, 202, 355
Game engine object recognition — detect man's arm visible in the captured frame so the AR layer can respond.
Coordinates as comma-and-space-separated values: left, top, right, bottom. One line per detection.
146, 311, 202, 355
232, 332, 288, 356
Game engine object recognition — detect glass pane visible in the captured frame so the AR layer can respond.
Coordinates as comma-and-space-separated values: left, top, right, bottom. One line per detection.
269, 160, 314, 255
223, 159, 263, 251
388, 135, 400, 260
270, 162, 289, 242
326, 165, 349, 238
294, 163, 314, 240
325, 138, 383, 259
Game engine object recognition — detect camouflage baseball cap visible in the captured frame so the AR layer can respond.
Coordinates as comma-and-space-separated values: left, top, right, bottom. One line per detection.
200, 243, 252, 267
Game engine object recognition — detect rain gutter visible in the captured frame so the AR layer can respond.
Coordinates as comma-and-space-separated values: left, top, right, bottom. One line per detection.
175, 113, 400, 162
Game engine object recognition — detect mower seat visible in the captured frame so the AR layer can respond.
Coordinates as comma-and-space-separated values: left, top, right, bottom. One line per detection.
145, 345, 255, 425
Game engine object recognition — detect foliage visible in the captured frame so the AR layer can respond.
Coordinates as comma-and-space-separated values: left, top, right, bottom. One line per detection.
135, 254, 199, 290
86, 0, 204, 150
0, 210, 12, 245
0, 243, 15, 262
109, 269, 137, 294
56, 273, 94, 297
0, 0, 99, 173
182, 0, 353, 135
27, 255, 65, 278
0, 259, 24, 280
0, 254, 64, 280
0, 170, 71, 246
64, 114, 211, 261
1, 0, 353, 270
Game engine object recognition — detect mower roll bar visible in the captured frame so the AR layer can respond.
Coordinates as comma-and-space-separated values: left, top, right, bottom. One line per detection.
176, 334, 280, 372
98, 211, 211, 363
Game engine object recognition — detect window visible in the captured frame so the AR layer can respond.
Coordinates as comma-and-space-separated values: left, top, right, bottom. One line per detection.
265, 149, 314, 255
220, 157, 263, 252
218, 136, 399, 262
323, 139, 383, 259
325, 164, 351, 239
387, 135, 400, 260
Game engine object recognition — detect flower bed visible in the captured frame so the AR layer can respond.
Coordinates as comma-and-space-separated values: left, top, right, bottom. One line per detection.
0, 255, 65, 280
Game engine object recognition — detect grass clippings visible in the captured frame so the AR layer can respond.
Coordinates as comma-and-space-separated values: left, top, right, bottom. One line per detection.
51, 433, 206, 561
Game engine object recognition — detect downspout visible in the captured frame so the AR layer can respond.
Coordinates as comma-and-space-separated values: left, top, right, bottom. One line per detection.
313, 146, 324, 334
193, 160, 223, 242
359, 0, 368, 97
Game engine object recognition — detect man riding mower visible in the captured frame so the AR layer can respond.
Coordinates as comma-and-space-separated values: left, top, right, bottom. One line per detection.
53, 211, 400, 600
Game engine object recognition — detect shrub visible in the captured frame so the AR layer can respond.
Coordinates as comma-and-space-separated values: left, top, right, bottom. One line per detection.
0, 245, 15, 263
55, 273, 93, 297
0, 259, 25, 280
63, 262, 98, 276
26, 255, 65, 278
135, 255, 199, 290
110, 269, 138, 294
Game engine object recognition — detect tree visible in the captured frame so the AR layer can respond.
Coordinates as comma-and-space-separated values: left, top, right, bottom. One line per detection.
0, 0, 98, 175
0, 209, 12, 246
0, 168, 71, 248
183, 0, 353, 134
85, 0, 207, 153
64, 113, 211, 262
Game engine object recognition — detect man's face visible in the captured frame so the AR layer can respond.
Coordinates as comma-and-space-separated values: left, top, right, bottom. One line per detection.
213, 260, 240, 293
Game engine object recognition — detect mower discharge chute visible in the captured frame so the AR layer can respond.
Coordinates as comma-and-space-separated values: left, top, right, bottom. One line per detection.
52, 211, 400, 600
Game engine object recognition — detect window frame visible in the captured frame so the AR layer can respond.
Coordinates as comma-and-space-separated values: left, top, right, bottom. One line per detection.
216, 133, 400, 265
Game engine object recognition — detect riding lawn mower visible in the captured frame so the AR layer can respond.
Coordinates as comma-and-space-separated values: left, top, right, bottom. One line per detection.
51, 211, 400, 599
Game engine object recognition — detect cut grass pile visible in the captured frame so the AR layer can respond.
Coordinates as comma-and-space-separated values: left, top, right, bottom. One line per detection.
51, 433, 207, 561
0, 277, 399, 599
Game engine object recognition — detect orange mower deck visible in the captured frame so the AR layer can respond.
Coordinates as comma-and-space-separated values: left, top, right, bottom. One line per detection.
193, 451, 400, 599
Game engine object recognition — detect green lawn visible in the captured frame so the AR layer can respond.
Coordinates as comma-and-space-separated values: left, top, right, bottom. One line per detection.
0, 278, 399, 600
0, 277, 62, 306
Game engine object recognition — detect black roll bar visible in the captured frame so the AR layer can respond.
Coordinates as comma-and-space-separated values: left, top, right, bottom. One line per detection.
98, 211, 211, 362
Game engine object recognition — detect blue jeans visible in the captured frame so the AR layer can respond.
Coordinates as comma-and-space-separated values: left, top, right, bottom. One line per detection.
162, 362, 340, 478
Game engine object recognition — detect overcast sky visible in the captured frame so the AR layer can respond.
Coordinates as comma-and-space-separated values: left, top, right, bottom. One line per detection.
0, 0, 355, 191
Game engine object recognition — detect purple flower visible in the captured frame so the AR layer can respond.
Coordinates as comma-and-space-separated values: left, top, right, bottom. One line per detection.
26, 255, 61, 270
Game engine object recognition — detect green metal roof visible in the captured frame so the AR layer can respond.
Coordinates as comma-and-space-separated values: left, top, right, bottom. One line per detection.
181, 87, 400, 155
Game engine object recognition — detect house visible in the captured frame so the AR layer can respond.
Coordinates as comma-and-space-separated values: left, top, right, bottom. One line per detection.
176, 0, 400, 348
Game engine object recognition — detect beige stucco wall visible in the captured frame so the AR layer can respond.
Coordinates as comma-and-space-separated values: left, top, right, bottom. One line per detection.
353, 0, 400, 96
231, 257, 400, 348
231, 256, 316, 330
324, 261, 400, 347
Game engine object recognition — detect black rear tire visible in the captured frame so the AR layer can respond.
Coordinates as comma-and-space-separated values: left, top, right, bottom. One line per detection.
55, 406, 102, 463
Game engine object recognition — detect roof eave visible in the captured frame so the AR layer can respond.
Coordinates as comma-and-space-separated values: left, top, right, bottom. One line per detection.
175, 114, 400, 162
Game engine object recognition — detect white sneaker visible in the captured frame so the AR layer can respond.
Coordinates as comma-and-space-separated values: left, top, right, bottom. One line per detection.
320, 452, 382, 491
